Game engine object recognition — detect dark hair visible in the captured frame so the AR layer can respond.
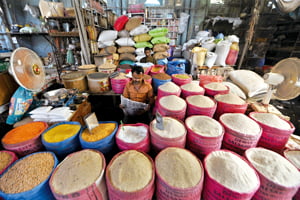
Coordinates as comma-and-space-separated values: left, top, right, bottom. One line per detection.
131, 66, 144, 74
144, 47, 151, 52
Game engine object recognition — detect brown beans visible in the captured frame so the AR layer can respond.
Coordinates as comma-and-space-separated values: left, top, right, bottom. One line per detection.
0, 152, 54, 194
152, 73, 171, 80
0, 152, 13, 172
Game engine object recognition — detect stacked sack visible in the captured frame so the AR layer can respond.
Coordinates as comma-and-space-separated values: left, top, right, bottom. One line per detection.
149, 28, 170, 63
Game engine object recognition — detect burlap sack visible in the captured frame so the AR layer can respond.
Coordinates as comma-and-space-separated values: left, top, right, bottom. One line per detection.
120, 53, 136, 61
99, 46, 117, 56
125, 17, 143, 31
118, 46, 136, 54
153, 44, 170, 52
153, 51, 169, 60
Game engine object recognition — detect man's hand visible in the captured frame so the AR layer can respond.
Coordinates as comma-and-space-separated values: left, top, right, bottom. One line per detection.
119, 104, 125, 109
144, 104, 151, 111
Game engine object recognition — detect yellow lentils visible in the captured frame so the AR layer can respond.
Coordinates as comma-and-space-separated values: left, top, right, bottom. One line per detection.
82, 123, 116, 142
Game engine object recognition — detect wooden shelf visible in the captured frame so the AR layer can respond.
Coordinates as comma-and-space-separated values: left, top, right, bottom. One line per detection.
9, 32, 48, 36
46, 16, 76, 20
48, 32, 79, 37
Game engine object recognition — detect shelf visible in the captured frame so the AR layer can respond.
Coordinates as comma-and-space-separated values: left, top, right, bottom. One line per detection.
147, 17, 176, 20
46, 16, 76, 21
48, 32, 79, 37
9, 32, 49, 36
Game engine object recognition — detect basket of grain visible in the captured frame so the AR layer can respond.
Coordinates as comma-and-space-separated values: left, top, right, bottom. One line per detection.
41, 121, 82, 159
245, 147, 300, 200
158, 95, 187, 121
157, 81, 181, 100
181, 82, 205, 99
214, 93, 248, 119
143, 74, 152, 84
116, 123, 150, 153
185, 115, 224, 158
219, 113, 262, 155
152, 73, 171, 93
106, 150, 155, 200
78, 64, 97, 74
110, 73, 130, 94
171, 73, 192, 86
2, 122, 48, 156
198, 74, 223, 87
186, 95, 217, 117
150, 116, 186, 153
203, 82, 229, 97
61, 71, 88, 92
79, 121, 118, 154
249, 112, 295, 153
149, 65, 165, 76
203, 150, 260, 200
0, 151, 17, 175
87, 72, 110, 93
49, 149, 107, 200
155, 147, 204, 200
0, 152, 58, 200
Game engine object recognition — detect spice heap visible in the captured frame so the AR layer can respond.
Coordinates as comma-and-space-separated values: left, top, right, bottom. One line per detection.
173, 74, 190, 79
43, 124, 81, 143
152, 73, 171, 80
82, 123, 116, 142
0, 152, 55, 193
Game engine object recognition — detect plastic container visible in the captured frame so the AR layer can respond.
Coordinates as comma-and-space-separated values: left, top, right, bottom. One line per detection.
98, 67, 116, 74
111, 77, 130, 94
149, 117, 186, 153
214, 94, 248, 120
61, 71, 88, 92
249, 112, 295, 153
0, 151, 18, 175
226, 42, 239, 65
106, 150, 155, 200
87, 72, 110, 93
79, 121, 118, 155
49, 149, 107, 200
2, 122, 48, 156
158, 99, 186, 121
186, 95, 217, 117
185, 116, 224, 158
155, 148, 204, 200
220, 113, 262, 155
198, 74, 223, 87
149, 65, 165, 76
203, 84, 229, 97
157, 82, 181, 100
203, 150, 260, 200
41, 122, 81, 159
245, 148, 300, 200
78, 64, 97, 74
171, 74, 192, 86
116, 123, 150, 153
0, 151, 58, 200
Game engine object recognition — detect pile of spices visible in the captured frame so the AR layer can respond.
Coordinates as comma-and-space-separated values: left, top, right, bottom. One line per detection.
152, 73, 171, 80
43, 124, 81, 143
81, 123, 116, 142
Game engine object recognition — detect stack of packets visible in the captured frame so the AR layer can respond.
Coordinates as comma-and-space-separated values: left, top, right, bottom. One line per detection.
29, 106, 74, 122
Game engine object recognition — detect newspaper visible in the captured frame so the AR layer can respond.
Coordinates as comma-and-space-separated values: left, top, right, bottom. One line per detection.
121, 95, 148, 116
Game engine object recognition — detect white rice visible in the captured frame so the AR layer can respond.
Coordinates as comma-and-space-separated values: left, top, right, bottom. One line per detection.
187, 95, 215, 108
215, 93, 246, 105
159, 95, 186, 111
251, 112, 291, 130
186, 116, 223, 137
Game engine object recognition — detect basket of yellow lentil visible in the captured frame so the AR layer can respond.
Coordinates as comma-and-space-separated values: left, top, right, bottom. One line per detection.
41, 121, 82, 159
79, 121, 118, 154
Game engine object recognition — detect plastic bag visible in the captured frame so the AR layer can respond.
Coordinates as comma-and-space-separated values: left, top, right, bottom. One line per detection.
115, 37, 135, 46
6, 87, 33, 125
130, 25, 149, 36
166, 60, 186, 75
134, 33, 152, 42
178, 13, 190, 34
134, 42, 153, 48
151, 36, 170, 44
214, 40, 231, 66
39, 0, 64, 17
24, 4, 40, 18
149, 28, 168, 37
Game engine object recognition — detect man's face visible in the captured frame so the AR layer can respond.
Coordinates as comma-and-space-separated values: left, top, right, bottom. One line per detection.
132, 72, 143, 84
145, 50, 151, 57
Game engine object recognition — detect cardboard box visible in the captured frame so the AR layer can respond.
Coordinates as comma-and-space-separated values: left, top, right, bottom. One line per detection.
0, 71, 18, 106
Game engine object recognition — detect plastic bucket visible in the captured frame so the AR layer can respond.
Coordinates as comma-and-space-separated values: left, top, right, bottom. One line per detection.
157, 83, 181, 100
111, 77, 130, 94
185, 116, 224, 158
203, 150, 260, 200
0, 151, 58, 200
116, 123, 150, 153
220, 114, 262, 155
150, 65, 165, 76
61, 71, 88, 92
106, 150, 155, 200
171, 74, 192, 86
245, 148, 300, 200
78, 64, 97, 74
152, 74, 172, 93
249, 112, 295, 153
49, 149, 107, 200
0, 151, 18, 175
87, 72, 110, 93
186, 95, 217, 117
158, 95, 187, 121
2, 122, 48, 156
203, 84, 229, 97
98, 67, 116, 74
155, 148, 204, 200
79, 121, 118, 155
214, 96, 248, 120
149, 117, 186, 153
198, 74, 223, 87
41, 122, 82, 159
181, 85, 205, 99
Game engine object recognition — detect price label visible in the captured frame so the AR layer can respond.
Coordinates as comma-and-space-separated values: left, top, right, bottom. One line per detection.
156, 112, 164, 130
84, 112, 99, 132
